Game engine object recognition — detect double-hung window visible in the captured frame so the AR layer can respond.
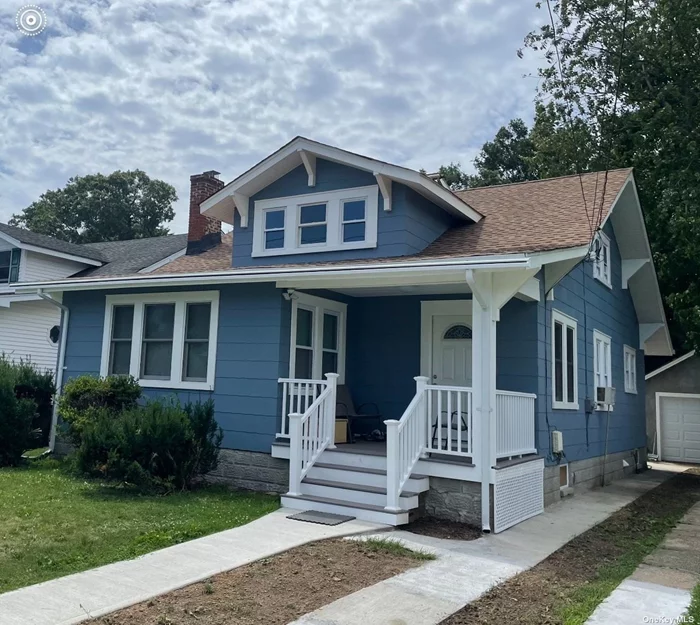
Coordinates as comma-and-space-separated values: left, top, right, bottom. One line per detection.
552, 310, 578, 409
263, 209, 285, 250
623, 345, 637, 394
0, 249, 21, 284
593, 232, 612, 287
298, 203, 327, 246
290, 294, 346, 383
593, 330, 612, 407
252, 185, 379, 257
101, 291, 219, 390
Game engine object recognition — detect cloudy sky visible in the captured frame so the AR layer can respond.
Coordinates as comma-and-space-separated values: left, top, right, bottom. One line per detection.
0, 0, 545, 234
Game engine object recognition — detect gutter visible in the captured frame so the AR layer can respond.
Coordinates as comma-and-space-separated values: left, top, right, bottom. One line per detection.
16, 255, 535, 294
37, 290, 69, 453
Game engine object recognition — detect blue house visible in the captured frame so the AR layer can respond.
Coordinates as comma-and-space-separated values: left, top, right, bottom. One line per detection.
20, 137, 672, 532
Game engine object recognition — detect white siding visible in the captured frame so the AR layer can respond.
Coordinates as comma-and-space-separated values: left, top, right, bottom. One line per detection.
0, 299, 61, 372
20, 251, 87, 282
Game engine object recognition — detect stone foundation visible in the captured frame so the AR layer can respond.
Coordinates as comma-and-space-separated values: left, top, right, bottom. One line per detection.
544, 447, 647, 507
206, 449, 288, 494
424, 477, 482, 525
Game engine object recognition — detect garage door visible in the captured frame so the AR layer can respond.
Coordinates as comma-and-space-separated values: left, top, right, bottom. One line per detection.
659, 395, 700, 463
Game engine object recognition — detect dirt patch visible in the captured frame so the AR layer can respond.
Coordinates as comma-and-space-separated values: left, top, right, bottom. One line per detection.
405, 517, 482, 541
93, 538, 424, 625
442, 469, 700, 625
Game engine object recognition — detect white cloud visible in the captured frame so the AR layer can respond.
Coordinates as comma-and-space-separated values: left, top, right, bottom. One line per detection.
0, 0, 544, 233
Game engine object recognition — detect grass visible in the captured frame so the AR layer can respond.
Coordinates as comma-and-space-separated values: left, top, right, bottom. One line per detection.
559, 498, 697, 625
0, 459, 279, 594
687, 584, 700, 623
360, 537, 436, 561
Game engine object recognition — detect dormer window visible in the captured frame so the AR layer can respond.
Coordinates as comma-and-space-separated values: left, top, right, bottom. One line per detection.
593, 231, 612, 287
0, 249, 21, 284
252, 185, 378, 257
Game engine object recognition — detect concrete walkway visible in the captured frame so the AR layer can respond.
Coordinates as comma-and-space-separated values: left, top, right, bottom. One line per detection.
586, 500, 700, 625
0, 509, 384, 625
292, 466, 685, 625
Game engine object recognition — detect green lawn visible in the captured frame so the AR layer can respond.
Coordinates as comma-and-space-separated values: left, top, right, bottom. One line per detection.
0, 459, 279, 594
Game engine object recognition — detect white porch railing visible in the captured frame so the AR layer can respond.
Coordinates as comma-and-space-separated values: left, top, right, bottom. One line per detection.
495, 390, 537, 459
278, 378, 328, 438
287, 373, 339, 496
385, 376, 429, 511
425, 385, 473, 456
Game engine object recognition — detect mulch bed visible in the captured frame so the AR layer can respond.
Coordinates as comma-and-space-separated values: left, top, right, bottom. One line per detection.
92, 538, 423, 625
405, 517, 482, 541
442, 469, 700, 625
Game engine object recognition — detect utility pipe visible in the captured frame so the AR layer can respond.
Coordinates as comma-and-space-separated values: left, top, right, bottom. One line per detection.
37, 290, 69, 453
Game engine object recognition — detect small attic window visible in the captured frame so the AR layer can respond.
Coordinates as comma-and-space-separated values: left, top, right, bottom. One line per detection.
444, 325, 472, 340
252, 185, 379, 258
593, 231, 612, 287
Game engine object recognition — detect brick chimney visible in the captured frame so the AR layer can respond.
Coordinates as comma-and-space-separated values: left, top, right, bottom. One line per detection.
187, 170, 224, 255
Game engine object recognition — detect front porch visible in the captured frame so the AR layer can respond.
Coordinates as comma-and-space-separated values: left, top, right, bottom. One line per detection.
271, 270, 547, 532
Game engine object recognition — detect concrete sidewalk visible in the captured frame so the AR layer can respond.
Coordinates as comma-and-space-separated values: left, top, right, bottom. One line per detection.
0, 509, 384, 625
292, 466, 684, 625
586, 500, 700, 625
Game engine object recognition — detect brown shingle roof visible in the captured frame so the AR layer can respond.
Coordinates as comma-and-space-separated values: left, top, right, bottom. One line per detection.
141, 169, 635, 276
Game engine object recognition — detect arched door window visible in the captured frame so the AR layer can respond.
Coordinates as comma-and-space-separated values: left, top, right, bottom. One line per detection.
443, 324, 472, 340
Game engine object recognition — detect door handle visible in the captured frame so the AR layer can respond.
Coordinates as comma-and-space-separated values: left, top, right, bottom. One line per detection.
433, 374, 437, 380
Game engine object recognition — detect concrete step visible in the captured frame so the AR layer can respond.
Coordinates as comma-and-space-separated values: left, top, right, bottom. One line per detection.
301, 478, 419, 510
308, 462, 430, 492
281, 493, 410, 526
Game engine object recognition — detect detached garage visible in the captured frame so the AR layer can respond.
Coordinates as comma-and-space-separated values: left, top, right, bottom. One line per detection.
646, 351, 700, 463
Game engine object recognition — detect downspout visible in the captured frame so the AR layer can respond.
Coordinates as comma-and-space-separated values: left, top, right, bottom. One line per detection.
37, 290, 69, 453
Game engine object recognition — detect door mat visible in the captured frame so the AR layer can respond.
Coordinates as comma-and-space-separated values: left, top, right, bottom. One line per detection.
287, 510, 356, 525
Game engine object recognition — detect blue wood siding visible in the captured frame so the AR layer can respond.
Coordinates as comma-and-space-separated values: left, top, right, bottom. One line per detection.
232, 158, 457, 267
63, 283, 288, 453
535, 223, 645, 465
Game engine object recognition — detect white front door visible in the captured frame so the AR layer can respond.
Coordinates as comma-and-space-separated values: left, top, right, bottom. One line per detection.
431, 314, 473, 386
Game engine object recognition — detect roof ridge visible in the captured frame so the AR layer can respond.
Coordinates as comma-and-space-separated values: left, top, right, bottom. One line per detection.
80, 232, 187, 247
456, 168, 633, 193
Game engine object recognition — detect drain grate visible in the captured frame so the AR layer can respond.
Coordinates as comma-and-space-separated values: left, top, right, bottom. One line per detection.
287, 510, 356, 526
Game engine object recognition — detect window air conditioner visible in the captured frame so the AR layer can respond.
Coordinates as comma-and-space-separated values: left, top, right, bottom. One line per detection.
596, 386, 616, 407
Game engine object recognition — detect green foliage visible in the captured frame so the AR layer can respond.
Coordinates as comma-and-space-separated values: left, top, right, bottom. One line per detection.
76, 398, 222, 492
58, 375, 142, 445
9, 170, 177, 244
0, 376, 36, 467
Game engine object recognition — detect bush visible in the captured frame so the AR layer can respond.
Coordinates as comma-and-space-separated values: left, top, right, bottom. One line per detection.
76, 398, 222, 491
59, 375, 141, 444
0, 376, 37, 466
10, 359, 55, 447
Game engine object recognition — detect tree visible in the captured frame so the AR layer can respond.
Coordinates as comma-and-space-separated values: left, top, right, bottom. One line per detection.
10, 170, 177, 243
441, 0, 700, 351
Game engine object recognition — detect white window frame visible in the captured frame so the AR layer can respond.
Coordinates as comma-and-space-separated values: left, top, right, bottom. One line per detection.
252, 185, 379, 258
341, 196, 368, 244
624, 344, 637, 394
289, 293, 347, 383
297, 201, 328, 248
262, 207, 286, 251
593, 231, 612, 288
552, 309, 579, 410
593, 329, 613, 409
100, 291, 219, 391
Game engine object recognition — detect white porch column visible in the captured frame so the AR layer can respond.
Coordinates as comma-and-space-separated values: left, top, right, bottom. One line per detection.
467, 270, 497, 532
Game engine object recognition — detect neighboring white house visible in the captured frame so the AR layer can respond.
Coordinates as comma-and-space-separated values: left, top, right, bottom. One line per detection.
0, 223, 187, 372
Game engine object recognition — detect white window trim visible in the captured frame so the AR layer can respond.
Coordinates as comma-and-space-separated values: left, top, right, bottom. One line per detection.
624, 344, 637, 394
552, 309, 579, 410
593, 231, 612, 288
100, 291, 220, 391
289, 292, 347, 383
593, 329, 613, 409
252, 185, 379, 258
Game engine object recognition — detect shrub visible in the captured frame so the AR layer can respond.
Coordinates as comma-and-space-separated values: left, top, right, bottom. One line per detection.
0, 376, 37, 466
11, 359, 55, 447
59, 375, 141, 444
76, 398, 222, 491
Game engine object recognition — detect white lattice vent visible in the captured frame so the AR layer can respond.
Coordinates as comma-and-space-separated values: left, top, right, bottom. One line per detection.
493, 458, 544, 533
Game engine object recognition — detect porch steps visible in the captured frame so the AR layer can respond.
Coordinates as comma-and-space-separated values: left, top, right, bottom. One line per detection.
281, 447, 428, 526
280, 493, 411, 526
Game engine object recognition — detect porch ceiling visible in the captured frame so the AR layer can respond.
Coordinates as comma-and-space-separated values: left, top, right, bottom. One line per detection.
329, 283, 473, 298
